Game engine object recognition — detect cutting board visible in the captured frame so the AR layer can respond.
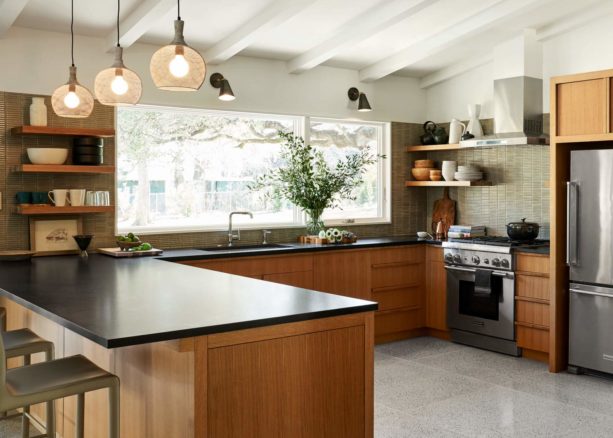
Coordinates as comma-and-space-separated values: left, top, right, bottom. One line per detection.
431, 188, 456, 236
98, 247, 164, 258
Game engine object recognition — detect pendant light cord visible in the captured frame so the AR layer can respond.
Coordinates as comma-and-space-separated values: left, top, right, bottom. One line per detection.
70, 0, 74, 66
177, 0, 181, 20
116, 0, 120, 47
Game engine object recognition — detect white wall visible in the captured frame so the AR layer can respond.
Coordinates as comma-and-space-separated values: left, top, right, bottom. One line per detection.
0, 27, 425, 123
425, 13, 613, 122
425, 62, 494, 123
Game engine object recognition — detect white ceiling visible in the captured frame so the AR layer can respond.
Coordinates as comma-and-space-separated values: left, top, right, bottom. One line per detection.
10, 0, 612, 80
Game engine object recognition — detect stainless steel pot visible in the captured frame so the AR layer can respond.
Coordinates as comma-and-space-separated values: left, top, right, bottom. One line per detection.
506, 218, 540, 241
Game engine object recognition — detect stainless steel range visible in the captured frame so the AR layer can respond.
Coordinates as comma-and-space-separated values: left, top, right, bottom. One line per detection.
443, 238, 523, 356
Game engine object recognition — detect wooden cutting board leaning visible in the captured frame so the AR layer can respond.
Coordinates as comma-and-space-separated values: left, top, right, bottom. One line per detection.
431, 188, 456, 238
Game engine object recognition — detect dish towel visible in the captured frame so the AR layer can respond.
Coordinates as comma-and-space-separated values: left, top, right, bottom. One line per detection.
474, 269, 493, 297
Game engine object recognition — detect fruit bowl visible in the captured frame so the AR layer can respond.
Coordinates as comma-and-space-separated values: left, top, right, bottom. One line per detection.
117, 240, 142, 251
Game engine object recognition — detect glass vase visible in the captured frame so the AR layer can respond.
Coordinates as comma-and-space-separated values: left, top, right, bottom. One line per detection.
305, 209, 324, 236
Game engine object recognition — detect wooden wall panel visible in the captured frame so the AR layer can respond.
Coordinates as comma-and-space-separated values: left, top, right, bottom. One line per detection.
556, 79, 607, 136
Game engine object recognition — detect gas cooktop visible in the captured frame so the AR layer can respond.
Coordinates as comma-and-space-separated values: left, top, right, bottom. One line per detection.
447, 236, 549, 248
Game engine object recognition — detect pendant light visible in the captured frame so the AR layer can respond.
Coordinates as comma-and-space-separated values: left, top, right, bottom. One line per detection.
94, 0, 142, 106
51, 0, 94, 118
150, 0, 206, 91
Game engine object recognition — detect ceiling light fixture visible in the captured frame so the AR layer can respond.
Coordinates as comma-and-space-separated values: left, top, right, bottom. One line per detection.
94, 0, 142, 106
51, 0, 94, 118
150, 0, 206, 91
348, 87, 372, 112
210, 73, 235, 101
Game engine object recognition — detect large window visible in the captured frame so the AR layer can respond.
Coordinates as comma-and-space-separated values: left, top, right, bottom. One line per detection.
116, 106, 389, 234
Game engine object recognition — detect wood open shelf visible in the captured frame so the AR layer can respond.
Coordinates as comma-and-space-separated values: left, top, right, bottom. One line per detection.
406, 144, 460, 152
14, 205, 114, 215
11, 126, 115, 138
13, 164, 115, 174
405, 180, 492, 187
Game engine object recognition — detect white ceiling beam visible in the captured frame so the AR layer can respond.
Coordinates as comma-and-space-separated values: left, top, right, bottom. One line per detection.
536, 0, 613, 42
0, 0, 29, 37
359, 0, 546, 82
287, 0, 438, 74
420, 55, 493, 89
104, 0, 176, 52
204, 0, 315, 65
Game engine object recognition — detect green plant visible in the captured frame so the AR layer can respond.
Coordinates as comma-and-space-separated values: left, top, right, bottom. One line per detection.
249, 131, 383, 234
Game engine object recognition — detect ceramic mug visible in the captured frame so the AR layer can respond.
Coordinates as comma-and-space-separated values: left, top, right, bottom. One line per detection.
69, 189, 86, 207
15, 192, 32, 204
31, 192, 49, 204
85, 191, 96, 206
48, 189, 68, 207
442, 161, 457, 182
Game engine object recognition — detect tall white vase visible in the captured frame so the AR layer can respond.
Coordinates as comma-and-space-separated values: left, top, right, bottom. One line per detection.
466, 104, 483, 137
29, 97, 48, 126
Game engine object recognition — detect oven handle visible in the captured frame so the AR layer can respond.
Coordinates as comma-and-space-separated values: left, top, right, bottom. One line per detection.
444, 265, 514, 279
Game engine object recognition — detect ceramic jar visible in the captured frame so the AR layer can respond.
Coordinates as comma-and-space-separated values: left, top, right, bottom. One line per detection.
29, 97, 48, 126
442, 161, 457, 182
466, 104, 483, 137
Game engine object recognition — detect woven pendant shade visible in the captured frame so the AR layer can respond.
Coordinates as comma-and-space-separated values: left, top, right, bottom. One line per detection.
150, 20, 205, 91
95, 47, 142, 106
52, 65, 94, 118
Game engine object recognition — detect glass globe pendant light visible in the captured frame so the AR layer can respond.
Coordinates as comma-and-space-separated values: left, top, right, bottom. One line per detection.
150, 0, 206, 91
94, 0, 142, 106
51, 0, 94, 118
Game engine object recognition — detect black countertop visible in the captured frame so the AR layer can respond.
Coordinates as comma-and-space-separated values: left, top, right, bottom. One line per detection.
160, 236, 442, 262
0, 255, 377, 349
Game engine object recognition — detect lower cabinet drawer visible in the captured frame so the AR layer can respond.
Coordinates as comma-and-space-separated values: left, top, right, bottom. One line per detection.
516, 301, 550, 328
371, 263, 423, 289
375, 308, 424, 338
372, 285, 422, 312
516, 325, 550, 353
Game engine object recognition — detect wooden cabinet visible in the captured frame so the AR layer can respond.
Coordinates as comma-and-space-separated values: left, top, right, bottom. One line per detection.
515, 252, 550, 357
262, 271, 314, 289
313, 250, 371, 300
555, 78, 608, 136
370, 246, 425, 343
425, 246, 447, 332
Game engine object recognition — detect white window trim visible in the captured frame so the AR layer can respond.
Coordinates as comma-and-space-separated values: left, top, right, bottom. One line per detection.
116, 106, 391, 235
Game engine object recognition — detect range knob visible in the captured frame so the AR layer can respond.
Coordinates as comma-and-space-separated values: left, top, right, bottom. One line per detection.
492, 258, 501, 267
472, 255, 480, 265
444, 253, 454, 263
484, 258, 490, 265
453, 254, 462, 264
501, 259, 510, 268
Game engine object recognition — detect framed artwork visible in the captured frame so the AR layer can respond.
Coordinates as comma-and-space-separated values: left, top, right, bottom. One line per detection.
29, 216, 83, 255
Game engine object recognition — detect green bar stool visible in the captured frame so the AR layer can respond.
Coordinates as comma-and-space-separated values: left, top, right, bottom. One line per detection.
0, 332, 120, 438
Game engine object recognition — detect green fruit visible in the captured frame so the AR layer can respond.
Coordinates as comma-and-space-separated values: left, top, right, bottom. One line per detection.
117, 236, 126, 242
141, 243, 152, 251
131, 235, 140, 242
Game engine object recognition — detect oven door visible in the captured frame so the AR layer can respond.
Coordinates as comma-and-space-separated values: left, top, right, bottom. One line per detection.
446, 265, 515, 340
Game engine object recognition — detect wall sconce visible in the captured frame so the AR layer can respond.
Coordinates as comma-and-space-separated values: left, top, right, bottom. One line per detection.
210, 73, 235, 101
348, 87, 372, 112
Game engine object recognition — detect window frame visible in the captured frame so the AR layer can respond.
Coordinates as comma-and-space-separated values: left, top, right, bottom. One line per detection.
115, 105, 391, 235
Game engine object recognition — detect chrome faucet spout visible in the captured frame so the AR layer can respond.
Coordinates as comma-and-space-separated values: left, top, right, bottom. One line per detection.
228, 211, 254, 246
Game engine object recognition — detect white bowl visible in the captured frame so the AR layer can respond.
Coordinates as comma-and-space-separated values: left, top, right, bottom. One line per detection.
455, 172, 483, 181
27, 148, 69, 165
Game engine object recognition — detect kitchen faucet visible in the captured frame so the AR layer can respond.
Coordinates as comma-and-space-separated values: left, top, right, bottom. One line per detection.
227, 211, 253, 246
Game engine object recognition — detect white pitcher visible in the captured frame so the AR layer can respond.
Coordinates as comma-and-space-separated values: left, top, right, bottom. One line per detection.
448, 118, 466, 144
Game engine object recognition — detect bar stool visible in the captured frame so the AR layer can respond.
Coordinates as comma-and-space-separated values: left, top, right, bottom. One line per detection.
0, 331, 120, 438
0, 307, 6, 331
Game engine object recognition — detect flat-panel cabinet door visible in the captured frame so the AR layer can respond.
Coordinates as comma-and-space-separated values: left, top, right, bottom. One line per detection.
425, 246, 447, 331
556, 78, 608, 136
313, 251, 371, 300
262, 271, 314, 289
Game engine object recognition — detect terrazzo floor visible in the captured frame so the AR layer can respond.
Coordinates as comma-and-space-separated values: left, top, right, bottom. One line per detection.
375, 337, 613, 437
2, 337, 613, 437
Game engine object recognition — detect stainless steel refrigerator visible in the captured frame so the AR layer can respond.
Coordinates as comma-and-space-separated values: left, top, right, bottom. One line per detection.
568, 149, 613, 375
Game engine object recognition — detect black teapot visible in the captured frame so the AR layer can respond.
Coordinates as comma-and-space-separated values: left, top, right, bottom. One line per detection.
433, 126, 449, 144
420, 121, 436, 145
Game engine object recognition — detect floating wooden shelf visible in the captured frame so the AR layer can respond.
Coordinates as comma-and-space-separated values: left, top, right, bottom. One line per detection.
13, 164, 115, 174
406, 144, 460, 152
11, 126, 115, 138
14, 205, 114, 215
405, 180, 492, 187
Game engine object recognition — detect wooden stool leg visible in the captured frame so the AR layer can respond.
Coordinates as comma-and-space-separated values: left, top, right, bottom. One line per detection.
108, 380, 120, 438
21, 355, 30, 438
76, 393, 85, 438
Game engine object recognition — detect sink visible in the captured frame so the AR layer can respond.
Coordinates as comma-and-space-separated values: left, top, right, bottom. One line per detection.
199, 243, 291, 252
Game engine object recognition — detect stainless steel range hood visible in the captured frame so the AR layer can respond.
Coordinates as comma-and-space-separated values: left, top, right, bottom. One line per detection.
460, 76, 549, 147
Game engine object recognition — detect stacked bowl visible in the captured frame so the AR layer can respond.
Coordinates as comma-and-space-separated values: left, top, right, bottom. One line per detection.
454, 165, 483, 181
411, 159, 435, 181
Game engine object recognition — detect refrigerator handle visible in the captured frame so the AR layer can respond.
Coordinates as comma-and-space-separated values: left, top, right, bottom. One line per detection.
566, 181, 578, 266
